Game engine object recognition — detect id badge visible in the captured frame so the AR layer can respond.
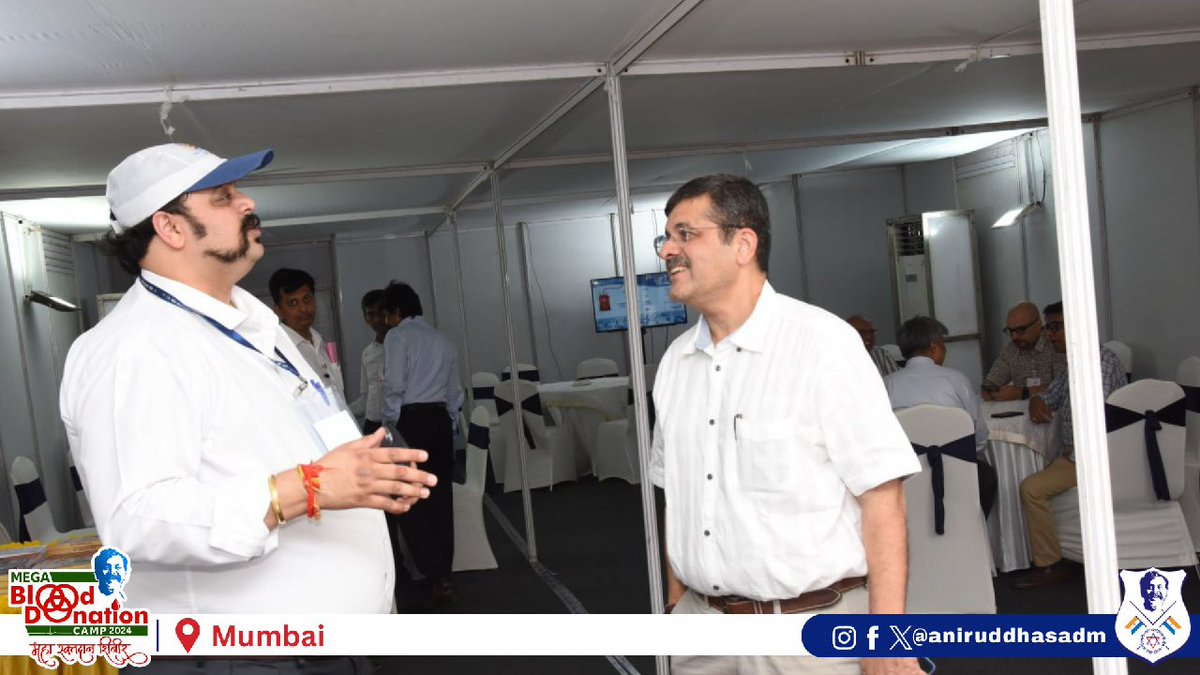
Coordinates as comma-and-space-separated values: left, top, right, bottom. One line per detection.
313, 410, 363, 452
1026, 377, 1042, 387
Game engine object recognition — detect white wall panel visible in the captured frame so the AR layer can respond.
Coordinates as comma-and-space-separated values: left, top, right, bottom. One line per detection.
1099, 100, 1200, 379
797, 168, 904, 343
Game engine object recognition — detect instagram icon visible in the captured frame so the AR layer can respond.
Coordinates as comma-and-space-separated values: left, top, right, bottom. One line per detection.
832, 626, 857, 651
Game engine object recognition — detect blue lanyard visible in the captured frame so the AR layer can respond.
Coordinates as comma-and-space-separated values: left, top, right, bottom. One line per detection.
138, 275, 329, 405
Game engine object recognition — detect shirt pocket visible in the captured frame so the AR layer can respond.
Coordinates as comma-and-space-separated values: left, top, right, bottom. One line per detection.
735, 418, 800, 493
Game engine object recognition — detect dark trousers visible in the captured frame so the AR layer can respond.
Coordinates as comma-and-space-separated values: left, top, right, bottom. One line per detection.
143, 656, 370, 674
389, 402, 455, 585
978, 458, 998, 518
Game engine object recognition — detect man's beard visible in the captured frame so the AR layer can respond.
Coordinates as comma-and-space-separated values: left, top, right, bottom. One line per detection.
182, 211, 262, 263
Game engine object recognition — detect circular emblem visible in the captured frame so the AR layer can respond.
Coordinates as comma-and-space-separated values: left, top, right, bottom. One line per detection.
34, 583, 80, 623
1140, 628, 1167, 654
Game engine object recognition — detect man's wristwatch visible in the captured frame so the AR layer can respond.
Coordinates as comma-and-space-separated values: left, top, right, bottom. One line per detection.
1021, 386, 1030, 400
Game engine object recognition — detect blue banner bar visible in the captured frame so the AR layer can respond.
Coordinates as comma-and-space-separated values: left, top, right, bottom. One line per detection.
803, 615, 1200, 661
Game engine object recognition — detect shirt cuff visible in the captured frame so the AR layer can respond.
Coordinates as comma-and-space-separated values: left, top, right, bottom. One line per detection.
209, 473, 280, 559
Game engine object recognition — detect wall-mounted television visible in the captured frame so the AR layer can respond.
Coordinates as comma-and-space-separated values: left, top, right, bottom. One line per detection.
590, 272, 688, 333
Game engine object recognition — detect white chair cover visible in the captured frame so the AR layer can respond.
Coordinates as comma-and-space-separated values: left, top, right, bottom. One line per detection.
1104, 340, 1133, 383
1052, 379, 1197, 568
452, 406, 498, 572
10, 457, 95, 542
896, 405, 996, 614
593, 415, 641, 484
1175, 357, 1200, 551
576, 357, 619, 380
67, 453, 95, 528
471, 372, 505, 484
495, 380, 575, 491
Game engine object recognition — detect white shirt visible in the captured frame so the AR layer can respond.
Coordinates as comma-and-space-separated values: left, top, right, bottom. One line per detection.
650, 282, 919, 601
381, 316, 464, 424
349, 340, 385, 422
884, 356, 989, 454
60, 269, 393, 613
282, 324, 345, 399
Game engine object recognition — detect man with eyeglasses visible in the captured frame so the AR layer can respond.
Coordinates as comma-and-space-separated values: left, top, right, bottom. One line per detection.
1014, 302, 1126, 589
650, 175, 922, 675
981, 301, 1067, 402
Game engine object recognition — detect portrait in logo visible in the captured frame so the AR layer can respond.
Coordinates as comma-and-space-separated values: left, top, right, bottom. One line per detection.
1115, 568, 1190, 663
92, 547, 130, 602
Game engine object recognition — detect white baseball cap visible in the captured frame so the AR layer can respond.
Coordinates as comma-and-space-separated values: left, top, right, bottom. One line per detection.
106, 143, 274, 232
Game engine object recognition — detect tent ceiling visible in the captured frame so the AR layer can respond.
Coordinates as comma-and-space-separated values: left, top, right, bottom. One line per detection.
1, 0, 1198, 236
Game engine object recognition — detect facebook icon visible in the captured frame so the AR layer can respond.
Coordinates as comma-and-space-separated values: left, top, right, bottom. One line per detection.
867, 625, 880, 651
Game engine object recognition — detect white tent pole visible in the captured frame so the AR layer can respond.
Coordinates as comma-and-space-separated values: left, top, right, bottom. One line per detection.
605, 65, 668, 675
1038, 5, 1125, 675
448, 212, 474, 408
490, 169, 538, 560
424, 231, 440, 327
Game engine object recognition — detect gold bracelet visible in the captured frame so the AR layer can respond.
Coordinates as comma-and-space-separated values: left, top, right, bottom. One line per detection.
268, 474, 286, 525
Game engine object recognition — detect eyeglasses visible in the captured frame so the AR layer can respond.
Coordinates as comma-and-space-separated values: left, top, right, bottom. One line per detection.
1044, 321, 1064, 334
653, 225, 733, 256
1002, 319, 1040, 337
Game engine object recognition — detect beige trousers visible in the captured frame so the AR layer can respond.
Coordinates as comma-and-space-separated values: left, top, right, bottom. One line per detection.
670, 587, 868, 675
1019, 454, 1077, 567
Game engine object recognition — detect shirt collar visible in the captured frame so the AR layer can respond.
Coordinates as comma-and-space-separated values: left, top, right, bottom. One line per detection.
140, 269, 280, 354
905, 355, 936, 368
685, 281, 775, 355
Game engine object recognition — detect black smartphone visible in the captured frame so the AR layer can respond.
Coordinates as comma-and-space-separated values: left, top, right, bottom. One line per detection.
990, 411, 1024, 419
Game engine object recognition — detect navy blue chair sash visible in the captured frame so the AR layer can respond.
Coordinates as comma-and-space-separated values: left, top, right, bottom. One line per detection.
1182, 384, 1200, 414
1105, 398, 1186, 501
14, 479, 47, 542
472, 385, 495, 401
467, 422, 490, 450
500, 368, 540, 382
494, 393, 543, 449
910, 433, 977, 535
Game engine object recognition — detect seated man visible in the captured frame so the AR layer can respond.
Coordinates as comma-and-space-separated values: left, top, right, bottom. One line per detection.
1015, 302, 1127, 589
885, 316, 996, 515
847, 315, 898, 377
982, 301, 1066, 402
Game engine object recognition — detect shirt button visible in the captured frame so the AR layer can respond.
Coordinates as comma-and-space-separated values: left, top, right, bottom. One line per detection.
707, 473, 713, 480
709, 419, 715, 425
736, 347, 742, 352
713, 585, 720, 592
704, 530, 710, 536
715, 365, 721, 372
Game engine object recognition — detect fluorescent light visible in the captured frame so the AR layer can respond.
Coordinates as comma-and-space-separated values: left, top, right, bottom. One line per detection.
992, 202, 1041, 228
27, 290, 79, 312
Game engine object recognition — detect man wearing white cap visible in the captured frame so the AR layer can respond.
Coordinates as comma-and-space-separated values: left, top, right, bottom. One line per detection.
60, 144, 436, 674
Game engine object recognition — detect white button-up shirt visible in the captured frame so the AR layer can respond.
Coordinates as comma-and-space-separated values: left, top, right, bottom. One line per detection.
651, 282, 919, 601
60, 269, 393, 613
884, 356, 989, 454
349, 340, 386, 422
282, 324, 345, 399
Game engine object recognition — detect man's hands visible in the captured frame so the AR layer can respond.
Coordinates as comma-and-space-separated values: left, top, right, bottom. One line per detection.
317, 427, 437, 514
1029, 395, 1053, 424
983, 385, 1022, 402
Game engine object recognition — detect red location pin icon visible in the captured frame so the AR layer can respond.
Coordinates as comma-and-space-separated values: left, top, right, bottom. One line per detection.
176, 618, 200, 653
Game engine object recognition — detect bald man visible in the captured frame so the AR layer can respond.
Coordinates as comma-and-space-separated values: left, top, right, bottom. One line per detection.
848, 315, 898, 378
981, 302, 1066, 402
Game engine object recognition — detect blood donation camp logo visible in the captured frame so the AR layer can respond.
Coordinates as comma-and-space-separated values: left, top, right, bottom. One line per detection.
1115, 568, 1191, 663
7, 547, 152, 669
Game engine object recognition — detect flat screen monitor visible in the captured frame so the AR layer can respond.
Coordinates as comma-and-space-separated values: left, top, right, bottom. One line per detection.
590, 272, 688, 333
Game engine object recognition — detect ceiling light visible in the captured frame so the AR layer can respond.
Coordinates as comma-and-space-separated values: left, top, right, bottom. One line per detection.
27, 290, 79, 312
992, 202, 1041, 229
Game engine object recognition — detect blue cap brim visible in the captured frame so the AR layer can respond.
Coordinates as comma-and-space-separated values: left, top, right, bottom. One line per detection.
187, 149, 274, 192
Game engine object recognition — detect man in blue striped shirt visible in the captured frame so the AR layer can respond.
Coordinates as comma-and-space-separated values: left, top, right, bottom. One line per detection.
1015, 301, 1127, 589
381, 281, 465, 608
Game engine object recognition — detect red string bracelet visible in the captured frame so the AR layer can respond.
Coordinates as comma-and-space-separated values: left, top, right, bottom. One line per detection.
299, 463, 324, 520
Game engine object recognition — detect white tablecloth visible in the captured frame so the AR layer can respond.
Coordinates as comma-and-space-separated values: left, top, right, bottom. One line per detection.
981, 399, 1062, 572
538, 377, 630, 473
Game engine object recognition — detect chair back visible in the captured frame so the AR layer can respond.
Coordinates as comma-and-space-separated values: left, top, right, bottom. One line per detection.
895, 404, 994, 613
1177, 356, 1200, 463
576, 357, 619, 380
465, 406, 491, 493
1104, 340, 1133, 382
471, 372, 500, 418
1105, 379, 1186, 505
500, 363, 540, 383
494, 379, 542, 447
10, 456, 64, 542
67, 454, 95, 528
